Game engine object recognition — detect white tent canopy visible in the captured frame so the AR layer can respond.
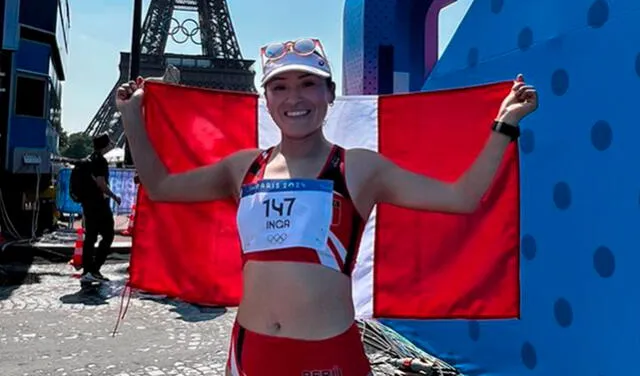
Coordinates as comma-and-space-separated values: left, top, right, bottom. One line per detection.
104, 147, 125, 163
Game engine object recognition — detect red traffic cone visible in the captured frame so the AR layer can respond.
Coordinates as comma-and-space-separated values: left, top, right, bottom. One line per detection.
69, 227, 84, 270
121, 204, 136, 237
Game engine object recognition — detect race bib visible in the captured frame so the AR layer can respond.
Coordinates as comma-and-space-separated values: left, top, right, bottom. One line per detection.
237, 179, 334, 253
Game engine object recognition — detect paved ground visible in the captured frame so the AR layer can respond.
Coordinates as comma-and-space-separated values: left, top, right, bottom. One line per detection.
0, 261, 234, 376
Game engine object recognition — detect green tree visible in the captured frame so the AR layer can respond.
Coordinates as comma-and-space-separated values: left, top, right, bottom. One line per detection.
61, 132, 93, 159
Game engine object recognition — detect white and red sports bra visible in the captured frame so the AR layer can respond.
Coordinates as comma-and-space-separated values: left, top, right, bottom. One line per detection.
235, 145, 366, 276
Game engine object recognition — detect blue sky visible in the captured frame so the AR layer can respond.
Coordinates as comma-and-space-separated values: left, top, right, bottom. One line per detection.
62, 0, 472, 133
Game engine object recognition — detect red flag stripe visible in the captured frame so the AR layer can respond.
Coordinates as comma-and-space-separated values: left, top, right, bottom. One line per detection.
374, 81, 520, 319
128, 82, 258, 306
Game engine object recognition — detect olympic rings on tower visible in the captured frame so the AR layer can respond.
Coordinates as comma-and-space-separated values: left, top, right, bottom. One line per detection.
169, 18, 201, 45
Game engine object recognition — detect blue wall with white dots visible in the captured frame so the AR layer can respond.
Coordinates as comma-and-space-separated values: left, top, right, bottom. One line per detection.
378, 0, 640, 375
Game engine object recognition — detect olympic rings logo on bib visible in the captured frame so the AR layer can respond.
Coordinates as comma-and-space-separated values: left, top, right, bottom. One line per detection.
267, 233, 288, 244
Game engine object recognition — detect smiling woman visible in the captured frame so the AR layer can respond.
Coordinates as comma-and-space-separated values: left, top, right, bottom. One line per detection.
116, 36, 538, 375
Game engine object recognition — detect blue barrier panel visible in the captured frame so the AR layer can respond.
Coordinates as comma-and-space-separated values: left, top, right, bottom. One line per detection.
55, 168, 81, 214
108, 169, 138, 214
55, 167, 139, 215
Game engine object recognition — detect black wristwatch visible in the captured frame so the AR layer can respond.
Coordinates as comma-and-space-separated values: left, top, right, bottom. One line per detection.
492, 120, 520, 141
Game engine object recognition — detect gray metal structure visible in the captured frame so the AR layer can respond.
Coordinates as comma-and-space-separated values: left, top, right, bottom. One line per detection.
83, 0, 256, 146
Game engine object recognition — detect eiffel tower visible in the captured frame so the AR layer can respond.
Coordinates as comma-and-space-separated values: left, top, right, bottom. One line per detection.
83, 0, 256, 146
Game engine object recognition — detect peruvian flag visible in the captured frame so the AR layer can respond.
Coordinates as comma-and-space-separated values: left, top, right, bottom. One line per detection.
128, 80, 520, 319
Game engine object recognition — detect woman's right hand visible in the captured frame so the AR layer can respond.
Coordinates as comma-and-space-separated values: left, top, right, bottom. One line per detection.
115, 65, 180, 114
115, 78, 144, 113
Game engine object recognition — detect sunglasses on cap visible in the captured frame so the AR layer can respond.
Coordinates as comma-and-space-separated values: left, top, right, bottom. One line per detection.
260, 38, 328, 68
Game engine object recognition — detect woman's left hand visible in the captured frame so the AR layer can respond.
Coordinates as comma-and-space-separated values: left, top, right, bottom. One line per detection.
497, 74, 539, 126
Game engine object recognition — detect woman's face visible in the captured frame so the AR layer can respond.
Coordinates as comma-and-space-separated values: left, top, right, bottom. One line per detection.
264, 71, 335, 140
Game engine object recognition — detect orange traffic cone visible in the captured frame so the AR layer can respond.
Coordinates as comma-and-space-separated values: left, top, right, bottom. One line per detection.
121, 204, 136, 237
69, 227, 84, 270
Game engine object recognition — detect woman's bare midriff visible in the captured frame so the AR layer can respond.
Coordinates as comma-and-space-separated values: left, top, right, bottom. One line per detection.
235, 261, 356, 340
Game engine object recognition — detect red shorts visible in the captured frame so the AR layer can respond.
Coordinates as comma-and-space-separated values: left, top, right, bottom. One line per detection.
226, 320, 372, 376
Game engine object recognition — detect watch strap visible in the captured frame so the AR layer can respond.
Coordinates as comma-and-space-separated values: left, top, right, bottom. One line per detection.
492, 120, 520, 141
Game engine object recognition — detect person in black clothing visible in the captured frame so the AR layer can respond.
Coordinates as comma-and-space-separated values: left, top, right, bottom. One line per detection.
81, 134, 121, 283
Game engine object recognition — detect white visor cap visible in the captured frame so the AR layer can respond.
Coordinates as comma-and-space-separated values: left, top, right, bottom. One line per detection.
261, 51, 332, 86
